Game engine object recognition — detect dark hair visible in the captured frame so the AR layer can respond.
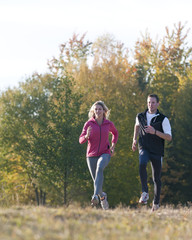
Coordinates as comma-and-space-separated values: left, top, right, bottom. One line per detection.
148, 94, 159, 103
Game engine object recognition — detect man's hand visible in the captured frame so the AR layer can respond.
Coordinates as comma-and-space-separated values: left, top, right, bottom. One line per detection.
145, 125, 172, 141
144, 125, 155, 135
132, 139, 137, 151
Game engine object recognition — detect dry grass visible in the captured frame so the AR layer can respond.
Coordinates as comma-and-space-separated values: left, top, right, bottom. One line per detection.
0, 204, 192, 240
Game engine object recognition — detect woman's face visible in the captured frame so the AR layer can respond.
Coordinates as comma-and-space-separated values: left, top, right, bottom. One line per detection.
94, 104, 104, 119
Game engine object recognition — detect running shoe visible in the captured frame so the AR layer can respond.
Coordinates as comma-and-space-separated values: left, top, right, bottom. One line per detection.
91, 195, 99, 207
100, 192, 109, 210
139, 192, 149, 204
151, 202, 160, 212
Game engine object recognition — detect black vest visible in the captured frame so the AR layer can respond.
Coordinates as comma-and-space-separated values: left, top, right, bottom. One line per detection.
137, 109, 166, 156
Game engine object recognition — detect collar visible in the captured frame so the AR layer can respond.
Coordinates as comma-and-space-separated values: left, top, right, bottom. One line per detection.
90, 117, 108, 124
145, 109, 160, 115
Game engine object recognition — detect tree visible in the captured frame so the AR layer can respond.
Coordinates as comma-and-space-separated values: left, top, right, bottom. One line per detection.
0, 72, 87, 205
162, 69, 192, 204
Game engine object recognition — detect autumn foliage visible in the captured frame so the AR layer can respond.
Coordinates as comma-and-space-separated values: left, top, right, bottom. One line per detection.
0, 23, 192, 206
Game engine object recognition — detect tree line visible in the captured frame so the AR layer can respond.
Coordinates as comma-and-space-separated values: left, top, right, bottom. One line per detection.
0, 23, 192, 206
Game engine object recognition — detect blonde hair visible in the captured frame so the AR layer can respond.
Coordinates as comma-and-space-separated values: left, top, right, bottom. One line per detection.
88, 100, 110, 119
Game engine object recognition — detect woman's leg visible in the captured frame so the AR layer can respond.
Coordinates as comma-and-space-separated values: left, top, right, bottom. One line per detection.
86, 156, 98, 183
94, 154, 111, 197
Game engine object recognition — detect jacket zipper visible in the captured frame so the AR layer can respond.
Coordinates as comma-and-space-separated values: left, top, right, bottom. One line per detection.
150, 114, 159, 125
97, 125, 101, 155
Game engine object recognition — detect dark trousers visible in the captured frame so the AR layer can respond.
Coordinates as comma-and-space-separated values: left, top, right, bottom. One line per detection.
139, 148, 162, 204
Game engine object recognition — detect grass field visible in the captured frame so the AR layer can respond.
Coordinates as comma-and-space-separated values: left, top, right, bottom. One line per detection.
0, 204, 192, 240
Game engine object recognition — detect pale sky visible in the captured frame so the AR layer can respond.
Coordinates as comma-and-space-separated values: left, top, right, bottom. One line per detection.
0, 0, 192, 91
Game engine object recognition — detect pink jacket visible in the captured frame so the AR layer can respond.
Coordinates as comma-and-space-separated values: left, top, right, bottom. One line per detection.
79, 118, 118, 157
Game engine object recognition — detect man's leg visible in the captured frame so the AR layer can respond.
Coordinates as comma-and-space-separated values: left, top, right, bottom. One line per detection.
150, 154, 162, 205
139, 149, 149, 193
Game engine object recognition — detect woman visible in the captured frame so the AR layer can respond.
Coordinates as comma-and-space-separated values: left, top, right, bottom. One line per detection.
79, 100, 118, 210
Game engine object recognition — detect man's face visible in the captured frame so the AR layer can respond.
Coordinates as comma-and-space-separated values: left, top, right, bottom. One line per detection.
147, 97, 159, 114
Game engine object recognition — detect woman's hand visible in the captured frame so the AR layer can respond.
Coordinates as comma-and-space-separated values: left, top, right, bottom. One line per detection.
85, 126, 92, 139
110, 143, 116, 156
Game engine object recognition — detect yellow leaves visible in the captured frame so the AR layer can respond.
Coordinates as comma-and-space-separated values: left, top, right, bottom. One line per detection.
176, 69, 192, 93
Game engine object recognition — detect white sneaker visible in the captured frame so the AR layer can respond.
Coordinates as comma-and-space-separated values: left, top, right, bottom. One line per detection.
151, 202, 160, 212
139, 192, 149, 204
91, 195, 99, 207
100, 192, 109, 210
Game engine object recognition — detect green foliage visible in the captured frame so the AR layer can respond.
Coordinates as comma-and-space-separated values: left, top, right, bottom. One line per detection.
0, 73, 88, 205
162, 70, 192, 204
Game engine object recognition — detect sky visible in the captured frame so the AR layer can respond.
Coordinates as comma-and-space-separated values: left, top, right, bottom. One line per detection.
0, 0, 192, 91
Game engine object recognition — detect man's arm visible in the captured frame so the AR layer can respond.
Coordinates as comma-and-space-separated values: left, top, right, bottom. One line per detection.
132, 124, 140, 151
155, 129, 172, 141
144, 125, 172, 141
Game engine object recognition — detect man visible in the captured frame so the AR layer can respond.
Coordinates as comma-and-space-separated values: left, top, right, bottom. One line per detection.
132, 94, 172, 211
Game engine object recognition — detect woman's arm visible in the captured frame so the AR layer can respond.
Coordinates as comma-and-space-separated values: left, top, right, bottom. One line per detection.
110, 122, 118, 144
79, 122, 89, 144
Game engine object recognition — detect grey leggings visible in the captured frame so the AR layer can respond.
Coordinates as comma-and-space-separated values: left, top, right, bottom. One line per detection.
87, 154, 111, 198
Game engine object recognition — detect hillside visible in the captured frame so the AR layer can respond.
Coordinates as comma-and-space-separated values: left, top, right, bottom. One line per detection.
0, 205, 191, 239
